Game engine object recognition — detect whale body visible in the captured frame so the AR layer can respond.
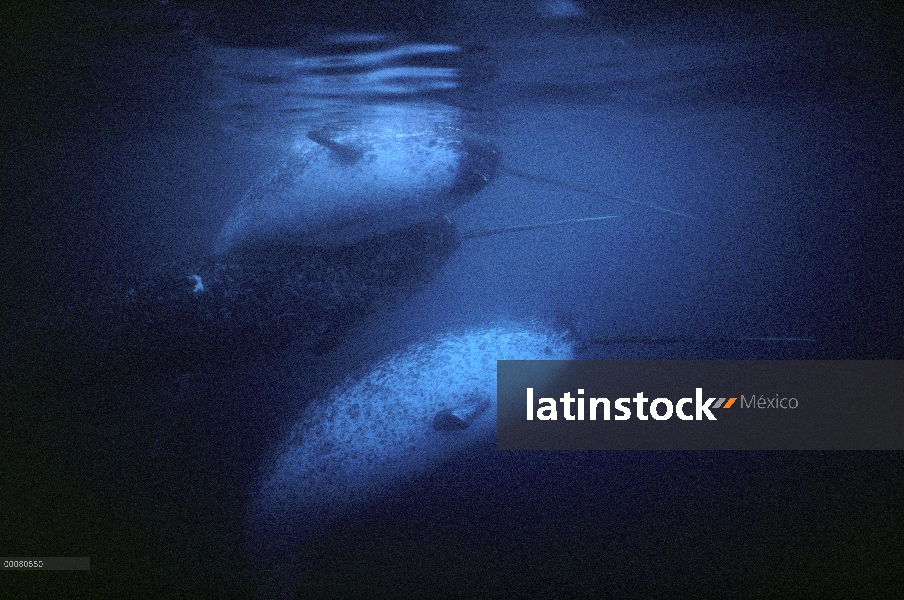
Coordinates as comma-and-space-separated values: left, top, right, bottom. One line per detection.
214, 102, 498, 253
246, 324, 573, 572
1, 219, 460, 386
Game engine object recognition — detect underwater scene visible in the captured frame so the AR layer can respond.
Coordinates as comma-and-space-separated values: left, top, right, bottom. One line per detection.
2, 1, 902, 597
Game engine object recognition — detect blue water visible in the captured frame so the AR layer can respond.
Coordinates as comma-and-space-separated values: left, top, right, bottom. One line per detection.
2, 1, 902, 598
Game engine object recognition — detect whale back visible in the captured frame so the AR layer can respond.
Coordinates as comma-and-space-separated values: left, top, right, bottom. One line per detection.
214, 103, 498, 253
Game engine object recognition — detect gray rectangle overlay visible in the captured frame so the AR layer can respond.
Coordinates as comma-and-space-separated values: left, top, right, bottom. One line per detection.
497, 361, 904, 450
2, 557, 90, 570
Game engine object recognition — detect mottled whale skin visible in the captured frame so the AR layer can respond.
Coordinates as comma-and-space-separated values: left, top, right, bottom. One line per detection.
245, 324, 573, 590
1, 219, 460, 386
215, 103, 498, 253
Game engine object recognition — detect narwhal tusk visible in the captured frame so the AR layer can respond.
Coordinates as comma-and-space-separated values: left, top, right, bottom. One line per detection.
501, 166, 700, 220
584, 336, 817, 345
462, 215, 618, 240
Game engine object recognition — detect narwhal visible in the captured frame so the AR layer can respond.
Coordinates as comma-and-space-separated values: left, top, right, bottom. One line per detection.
245, 322, 575, 598
0, 124, 618, 391
205, 35, 696, 258
0, 218, 462, 386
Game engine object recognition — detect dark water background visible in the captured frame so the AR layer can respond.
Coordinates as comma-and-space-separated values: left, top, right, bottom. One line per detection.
2, 1, 903, 597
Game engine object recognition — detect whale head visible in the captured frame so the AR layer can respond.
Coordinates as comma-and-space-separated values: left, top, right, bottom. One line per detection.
245, 323, 573, 594
214, 103, 498, 254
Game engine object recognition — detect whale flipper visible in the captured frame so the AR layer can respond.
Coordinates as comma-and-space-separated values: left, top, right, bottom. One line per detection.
305, 129, 364, 166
